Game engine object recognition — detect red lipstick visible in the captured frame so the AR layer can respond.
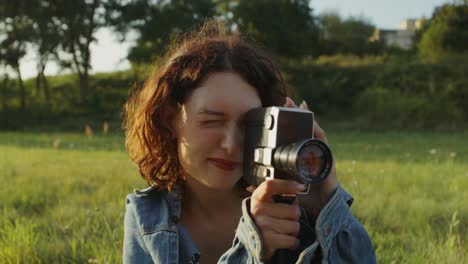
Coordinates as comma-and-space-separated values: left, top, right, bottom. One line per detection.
208, 158, 240, 171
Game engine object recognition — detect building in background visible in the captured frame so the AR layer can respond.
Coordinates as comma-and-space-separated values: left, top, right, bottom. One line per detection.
370, 18, 425, 50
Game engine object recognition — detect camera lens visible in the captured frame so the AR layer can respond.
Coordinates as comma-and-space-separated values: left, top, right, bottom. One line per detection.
297, 141, 330, 179
273, 139, 332, 184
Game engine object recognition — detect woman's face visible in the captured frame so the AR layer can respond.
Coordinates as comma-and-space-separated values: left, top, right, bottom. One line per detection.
173, 71, 262, 191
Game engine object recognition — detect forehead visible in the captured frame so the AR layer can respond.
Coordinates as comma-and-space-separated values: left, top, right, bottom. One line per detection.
185, 72, 261, 115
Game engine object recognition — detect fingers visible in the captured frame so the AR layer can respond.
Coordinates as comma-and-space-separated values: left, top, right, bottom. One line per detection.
313, 120, 328, 144
299, 100, 308, 110
284, 97, 298, 108
249, 179, 304, 258
258, 215, 301, 252
284, 97, 307, 110
251, 179, 306, 202
251, 199, 301, 221
264, 232, 300, 252
256, 215, 301, 236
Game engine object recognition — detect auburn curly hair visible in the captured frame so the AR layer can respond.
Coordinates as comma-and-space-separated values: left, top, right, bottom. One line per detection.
124, 20, 290, 191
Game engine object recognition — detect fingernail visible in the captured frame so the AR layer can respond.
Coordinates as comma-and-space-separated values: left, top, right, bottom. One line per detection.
302, 100, 308, 109
246, 186, 256, 193
295, 182, 308, 191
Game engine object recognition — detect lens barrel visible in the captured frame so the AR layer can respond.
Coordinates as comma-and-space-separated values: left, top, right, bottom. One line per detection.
273, 139, 332, 184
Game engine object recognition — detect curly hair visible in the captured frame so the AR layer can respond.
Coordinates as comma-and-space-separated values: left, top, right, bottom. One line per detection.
124, 20, 290, 191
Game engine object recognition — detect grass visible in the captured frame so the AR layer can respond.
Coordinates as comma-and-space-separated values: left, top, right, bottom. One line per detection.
0, 130, 466, 263
0, 133, 143, 263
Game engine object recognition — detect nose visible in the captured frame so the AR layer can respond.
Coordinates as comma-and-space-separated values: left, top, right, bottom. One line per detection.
221, 123, 243, 157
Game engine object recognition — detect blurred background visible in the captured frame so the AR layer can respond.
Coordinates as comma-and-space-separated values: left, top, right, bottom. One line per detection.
1, 0, 467, 130
0, 0, 467, 263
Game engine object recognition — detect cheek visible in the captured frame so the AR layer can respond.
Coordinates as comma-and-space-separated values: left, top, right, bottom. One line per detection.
177, 142, 191, 170
176, 123, 226, 162
176, 129, 219, 166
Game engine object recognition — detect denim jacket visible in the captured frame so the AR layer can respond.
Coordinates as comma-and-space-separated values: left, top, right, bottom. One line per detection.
123, 185, 376, 263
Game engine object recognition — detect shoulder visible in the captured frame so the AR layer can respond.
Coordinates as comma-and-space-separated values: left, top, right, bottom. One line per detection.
126, 186, 166, 209
125, 186, 176, 235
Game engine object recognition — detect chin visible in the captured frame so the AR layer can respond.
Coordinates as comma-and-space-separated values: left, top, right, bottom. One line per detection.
206, 172, 242, 191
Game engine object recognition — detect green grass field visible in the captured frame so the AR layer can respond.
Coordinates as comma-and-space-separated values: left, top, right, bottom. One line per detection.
0, 130, 466, 263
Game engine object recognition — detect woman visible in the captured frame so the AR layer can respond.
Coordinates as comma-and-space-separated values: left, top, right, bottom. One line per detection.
123, 20, 376, 263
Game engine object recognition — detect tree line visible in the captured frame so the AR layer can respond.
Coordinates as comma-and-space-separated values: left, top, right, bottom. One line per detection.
0, 0, 467, 111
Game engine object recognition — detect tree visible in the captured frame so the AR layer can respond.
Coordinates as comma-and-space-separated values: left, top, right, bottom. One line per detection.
28, 1, 62, 105
213, 0, 237, 30
0, 2, 34, 109
1, 71, 9, 110
318, 11, 381, 56
54, 0, 110, 103
418, 3, 468, 60
111, 0, 216, 64
413, 18, 430, 46
233, 0, 320, 58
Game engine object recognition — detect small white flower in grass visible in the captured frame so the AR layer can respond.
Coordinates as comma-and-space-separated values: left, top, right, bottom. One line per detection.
380, 169, 385, 173
52, 138, 61, 149
429, 149, 437, 155
88, 258, 98, 263
450, 152, 457, 158
351, 160, 356, 165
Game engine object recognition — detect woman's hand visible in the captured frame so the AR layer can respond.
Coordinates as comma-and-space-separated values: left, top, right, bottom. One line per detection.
248, 179, 306, 260
284, 97, 339, 221
247, 98, 339, 260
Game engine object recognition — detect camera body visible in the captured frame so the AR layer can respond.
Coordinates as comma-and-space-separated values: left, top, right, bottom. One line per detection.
242, 106, 332, 187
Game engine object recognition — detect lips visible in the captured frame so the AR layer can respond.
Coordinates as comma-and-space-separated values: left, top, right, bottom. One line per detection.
208, 158, 240, 171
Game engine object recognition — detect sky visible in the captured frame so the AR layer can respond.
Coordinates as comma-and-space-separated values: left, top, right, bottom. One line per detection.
312, 0, 452, 29
17, 0, 453, 79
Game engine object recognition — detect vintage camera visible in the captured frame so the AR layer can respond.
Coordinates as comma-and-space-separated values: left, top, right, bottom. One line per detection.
242, 107, 333, 189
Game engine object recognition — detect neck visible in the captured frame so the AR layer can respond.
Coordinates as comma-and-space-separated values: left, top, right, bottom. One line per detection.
182, 178, 246, 219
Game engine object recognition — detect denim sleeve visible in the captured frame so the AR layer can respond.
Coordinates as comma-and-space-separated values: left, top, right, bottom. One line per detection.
299, 185, 377, 263
328, 216, 376, 263
123, 195, 153, 264
218, 198, 266, 264
219, 186, 376, 264
218, 198, 316, 263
